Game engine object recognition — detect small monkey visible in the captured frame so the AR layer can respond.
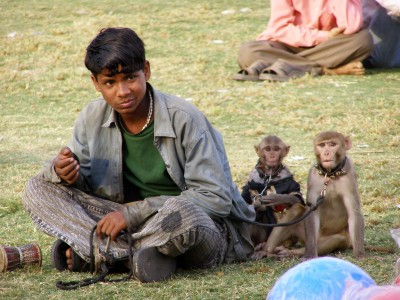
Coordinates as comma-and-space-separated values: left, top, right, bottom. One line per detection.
241, 135, 304, 257
265, 131, 365, 259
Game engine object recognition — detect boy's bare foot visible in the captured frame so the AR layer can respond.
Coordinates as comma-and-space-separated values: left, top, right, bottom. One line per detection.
322, 61, 365, 76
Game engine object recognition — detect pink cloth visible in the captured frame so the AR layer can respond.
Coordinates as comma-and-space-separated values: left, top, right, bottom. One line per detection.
257, 0, 364, 47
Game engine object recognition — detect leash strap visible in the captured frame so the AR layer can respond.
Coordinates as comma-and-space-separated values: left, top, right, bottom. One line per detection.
232, 194, 324, 228
56, 226, 134, 290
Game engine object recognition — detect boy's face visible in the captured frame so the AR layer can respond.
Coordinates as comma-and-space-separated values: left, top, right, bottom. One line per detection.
91, 61, 151, 117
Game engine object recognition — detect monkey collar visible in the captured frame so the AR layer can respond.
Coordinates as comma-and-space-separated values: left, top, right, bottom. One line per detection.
314, 156, 347, 178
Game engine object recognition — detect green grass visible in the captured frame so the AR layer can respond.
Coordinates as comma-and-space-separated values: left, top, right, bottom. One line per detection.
1, 0, 399, 299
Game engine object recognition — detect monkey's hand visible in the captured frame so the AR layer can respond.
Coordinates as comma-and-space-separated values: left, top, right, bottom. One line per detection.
273, 246, 300, 259
260, 194, 302, 206
251, 242, 269, 260
253, 245, 297, 260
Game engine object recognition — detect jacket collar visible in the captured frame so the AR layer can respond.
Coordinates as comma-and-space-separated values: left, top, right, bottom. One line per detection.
151, 84, 176, 138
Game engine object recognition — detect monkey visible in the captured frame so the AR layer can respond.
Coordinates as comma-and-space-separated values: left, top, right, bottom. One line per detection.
240, 135, 305, 258
263, 131, 365, 259
304, 131, 365, 258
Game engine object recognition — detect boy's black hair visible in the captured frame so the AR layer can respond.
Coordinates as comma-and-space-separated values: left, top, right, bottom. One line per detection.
85, 27, 145, 77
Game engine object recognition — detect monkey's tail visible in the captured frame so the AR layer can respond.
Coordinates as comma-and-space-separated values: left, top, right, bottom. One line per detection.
231, 195, 325, 228
364, 245, 396, 254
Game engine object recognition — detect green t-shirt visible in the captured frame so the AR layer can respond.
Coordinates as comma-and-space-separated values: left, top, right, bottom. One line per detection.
120, 121, 181, 200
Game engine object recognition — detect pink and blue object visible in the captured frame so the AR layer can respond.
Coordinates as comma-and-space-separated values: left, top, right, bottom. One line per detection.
267, 257, 400, 300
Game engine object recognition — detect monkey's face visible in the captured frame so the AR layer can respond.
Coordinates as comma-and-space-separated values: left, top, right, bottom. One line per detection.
262, 145, 284, 168
315, 139, 343, 171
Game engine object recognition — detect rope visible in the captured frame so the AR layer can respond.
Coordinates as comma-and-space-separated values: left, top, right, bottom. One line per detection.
56, 226, 133, 290
231, 194, 325, 227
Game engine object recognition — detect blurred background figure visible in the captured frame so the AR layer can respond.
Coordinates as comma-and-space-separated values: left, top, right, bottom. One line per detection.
363, 0, 400, 68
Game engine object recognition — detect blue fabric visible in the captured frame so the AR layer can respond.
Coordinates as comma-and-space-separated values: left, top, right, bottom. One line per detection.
365, 6, 400, 68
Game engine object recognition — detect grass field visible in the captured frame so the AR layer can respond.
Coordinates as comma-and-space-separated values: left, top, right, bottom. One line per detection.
1, 0, 399, 299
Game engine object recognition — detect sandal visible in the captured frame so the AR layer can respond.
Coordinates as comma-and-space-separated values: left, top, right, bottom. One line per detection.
232, 60, 269, 81
51, 240, 90, 272
259, 60, 309, 82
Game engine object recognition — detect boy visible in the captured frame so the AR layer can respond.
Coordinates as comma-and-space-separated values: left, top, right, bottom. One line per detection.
22, 27, 255, 283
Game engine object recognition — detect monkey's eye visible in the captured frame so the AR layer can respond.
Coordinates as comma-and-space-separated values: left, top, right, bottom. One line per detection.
263, 146, 281, 152
329, 142, 337, 147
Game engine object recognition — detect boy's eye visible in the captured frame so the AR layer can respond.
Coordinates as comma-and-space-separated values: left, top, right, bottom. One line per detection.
126, 73, 137, 81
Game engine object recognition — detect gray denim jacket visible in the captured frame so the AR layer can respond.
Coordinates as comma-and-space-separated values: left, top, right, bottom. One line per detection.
43, 84, 255, 262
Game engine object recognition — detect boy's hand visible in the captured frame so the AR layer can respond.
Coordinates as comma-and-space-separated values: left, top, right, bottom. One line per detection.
53, 147, 80, 184
97, 211, 128, 241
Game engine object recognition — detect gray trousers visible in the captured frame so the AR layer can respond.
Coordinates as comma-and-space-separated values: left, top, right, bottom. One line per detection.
22, 175, 227, 269
237, 29, 373, 72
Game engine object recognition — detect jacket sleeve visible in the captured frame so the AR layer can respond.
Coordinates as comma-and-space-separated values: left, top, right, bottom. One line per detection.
178, 129, 234, 217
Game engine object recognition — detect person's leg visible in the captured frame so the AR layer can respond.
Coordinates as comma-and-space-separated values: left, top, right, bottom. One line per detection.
299, 29, 373, 69
237, 30, 373, 77
237, 40, 309, 70
22, 174, 130, 263
131, 197, 227, 269
23, 176, 227, 270
235, 40, 319, 81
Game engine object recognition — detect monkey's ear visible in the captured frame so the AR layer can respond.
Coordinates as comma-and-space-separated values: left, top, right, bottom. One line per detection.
283, 145, 290, 157
254, 145, 260, 155
344, 136, 352, 150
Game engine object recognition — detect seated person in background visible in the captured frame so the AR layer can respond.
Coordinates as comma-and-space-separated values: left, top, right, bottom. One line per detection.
362, 0, 400, 68
233, 0, 373, 82
22, 27, 255, 283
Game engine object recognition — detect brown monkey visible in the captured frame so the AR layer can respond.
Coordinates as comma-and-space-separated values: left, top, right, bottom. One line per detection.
304, 131, 365, 258
264, 131, 365, 258
241, 135, 304, 257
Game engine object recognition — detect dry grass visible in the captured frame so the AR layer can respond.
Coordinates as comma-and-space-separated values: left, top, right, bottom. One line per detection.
0, 0, 399, 299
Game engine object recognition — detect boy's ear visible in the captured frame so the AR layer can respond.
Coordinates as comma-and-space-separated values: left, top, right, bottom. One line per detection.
91, 74, 101, 92
144, 60, 151, 81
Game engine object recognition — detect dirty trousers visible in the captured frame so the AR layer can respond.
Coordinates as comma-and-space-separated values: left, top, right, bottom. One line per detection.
22, 175, 227, 269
